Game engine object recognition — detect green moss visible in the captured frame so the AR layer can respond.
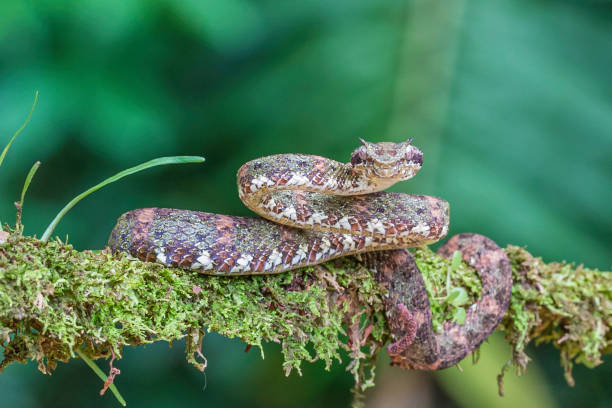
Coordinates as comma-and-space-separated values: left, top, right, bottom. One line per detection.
0, 232, 389, 395
500, 246, 611, 386
414, 246, 482, 331
0, 231, 609, 405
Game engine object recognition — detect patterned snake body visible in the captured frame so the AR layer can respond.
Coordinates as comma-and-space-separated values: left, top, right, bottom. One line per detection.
109, 140, 511, 369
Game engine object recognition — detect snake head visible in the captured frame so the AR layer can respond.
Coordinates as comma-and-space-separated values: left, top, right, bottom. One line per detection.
351, 139, 423, 180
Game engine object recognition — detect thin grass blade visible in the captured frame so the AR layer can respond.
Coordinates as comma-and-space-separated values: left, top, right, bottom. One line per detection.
20, 161, 41, 206
14, 161, 42, 230
41, 155, 205, 242
75, 348, 127, 407
0, 91, 38, 168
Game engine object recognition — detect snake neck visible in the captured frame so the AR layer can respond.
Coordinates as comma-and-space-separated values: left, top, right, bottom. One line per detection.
238, 154, 399, 197
237, 154, 398, 214
235, 153, 448, 245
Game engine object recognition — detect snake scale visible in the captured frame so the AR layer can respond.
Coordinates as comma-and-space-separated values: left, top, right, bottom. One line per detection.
108, 139, 512, 369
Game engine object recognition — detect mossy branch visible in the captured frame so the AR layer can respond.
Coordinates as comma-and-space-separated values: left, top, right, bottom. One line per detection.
0, 230, 609, 403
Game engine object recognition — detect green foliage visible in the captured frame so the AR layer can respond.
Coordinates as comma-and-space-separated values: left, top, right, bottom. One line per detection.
0, 91, 38, 232
502, 246, 612, 387
415, 246, 482, 332
19, 161, 40, 209
75, 349, 126, 407
14, 161, 41, 232
0, 91, 37, 170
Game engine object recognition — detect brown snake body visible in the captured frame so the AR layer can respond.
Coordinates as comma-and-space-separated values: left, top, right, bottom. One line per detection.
108, 140, 512, 369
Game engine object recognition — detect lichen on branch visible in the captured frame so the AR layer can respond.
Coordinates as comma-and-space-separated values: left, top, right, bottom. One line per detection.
0, 229, 610, 400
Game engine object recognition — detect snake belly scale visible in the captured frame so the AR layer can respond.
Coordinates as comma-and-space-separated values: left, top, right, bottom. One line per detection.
108, 140, 512, 369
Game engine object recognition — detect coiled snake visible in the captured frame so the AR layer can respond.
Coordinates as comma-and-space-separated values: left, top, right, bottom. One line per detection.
108, 139, 512, 369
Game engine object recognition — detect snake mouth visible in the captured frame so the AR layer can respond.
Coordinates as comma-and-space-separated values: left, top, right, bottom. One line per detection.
374, 166, 400, 178
373, 162, 420, 179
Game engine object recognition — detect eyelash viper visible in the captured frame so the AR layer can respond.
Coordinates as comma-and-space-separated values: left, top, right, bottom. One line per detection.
108, 140, 512, 369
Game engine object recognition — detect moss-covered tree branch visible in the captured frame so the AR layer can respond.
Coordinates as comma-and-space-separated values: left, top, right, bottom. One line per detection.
0, 229, 610, 401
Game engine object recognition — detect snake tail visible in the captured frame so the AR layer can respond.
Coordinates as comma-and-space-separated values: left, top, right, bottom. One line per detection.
367, 233, 512, 369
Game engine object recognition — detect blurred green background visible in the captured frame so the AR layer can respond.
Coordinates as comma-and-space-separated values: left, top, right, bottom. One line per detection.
0, 0, 610, 407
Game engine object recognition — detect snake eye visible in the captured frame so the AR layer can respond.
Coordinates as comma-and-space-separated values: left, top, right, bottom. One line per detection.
405, 146, 423, 165
351, 146, 368, 166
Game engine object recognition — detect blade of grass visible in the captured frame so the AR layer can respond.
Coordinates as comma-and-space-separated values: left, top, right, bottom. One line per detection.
15, 161, 41, 230
41, 155, 205, 242
75, 348, 127, 407
0, 91, 38, 168
20, 160, 41, 206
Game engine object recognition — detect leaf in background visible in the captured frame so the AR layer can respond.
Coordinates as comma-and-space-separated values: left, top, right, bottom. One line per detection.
385, 0, 467, 192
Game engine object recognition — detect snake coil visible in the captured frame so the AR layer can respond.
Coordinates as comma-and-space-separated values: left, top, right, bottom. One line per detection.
109, 140, 511, 368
